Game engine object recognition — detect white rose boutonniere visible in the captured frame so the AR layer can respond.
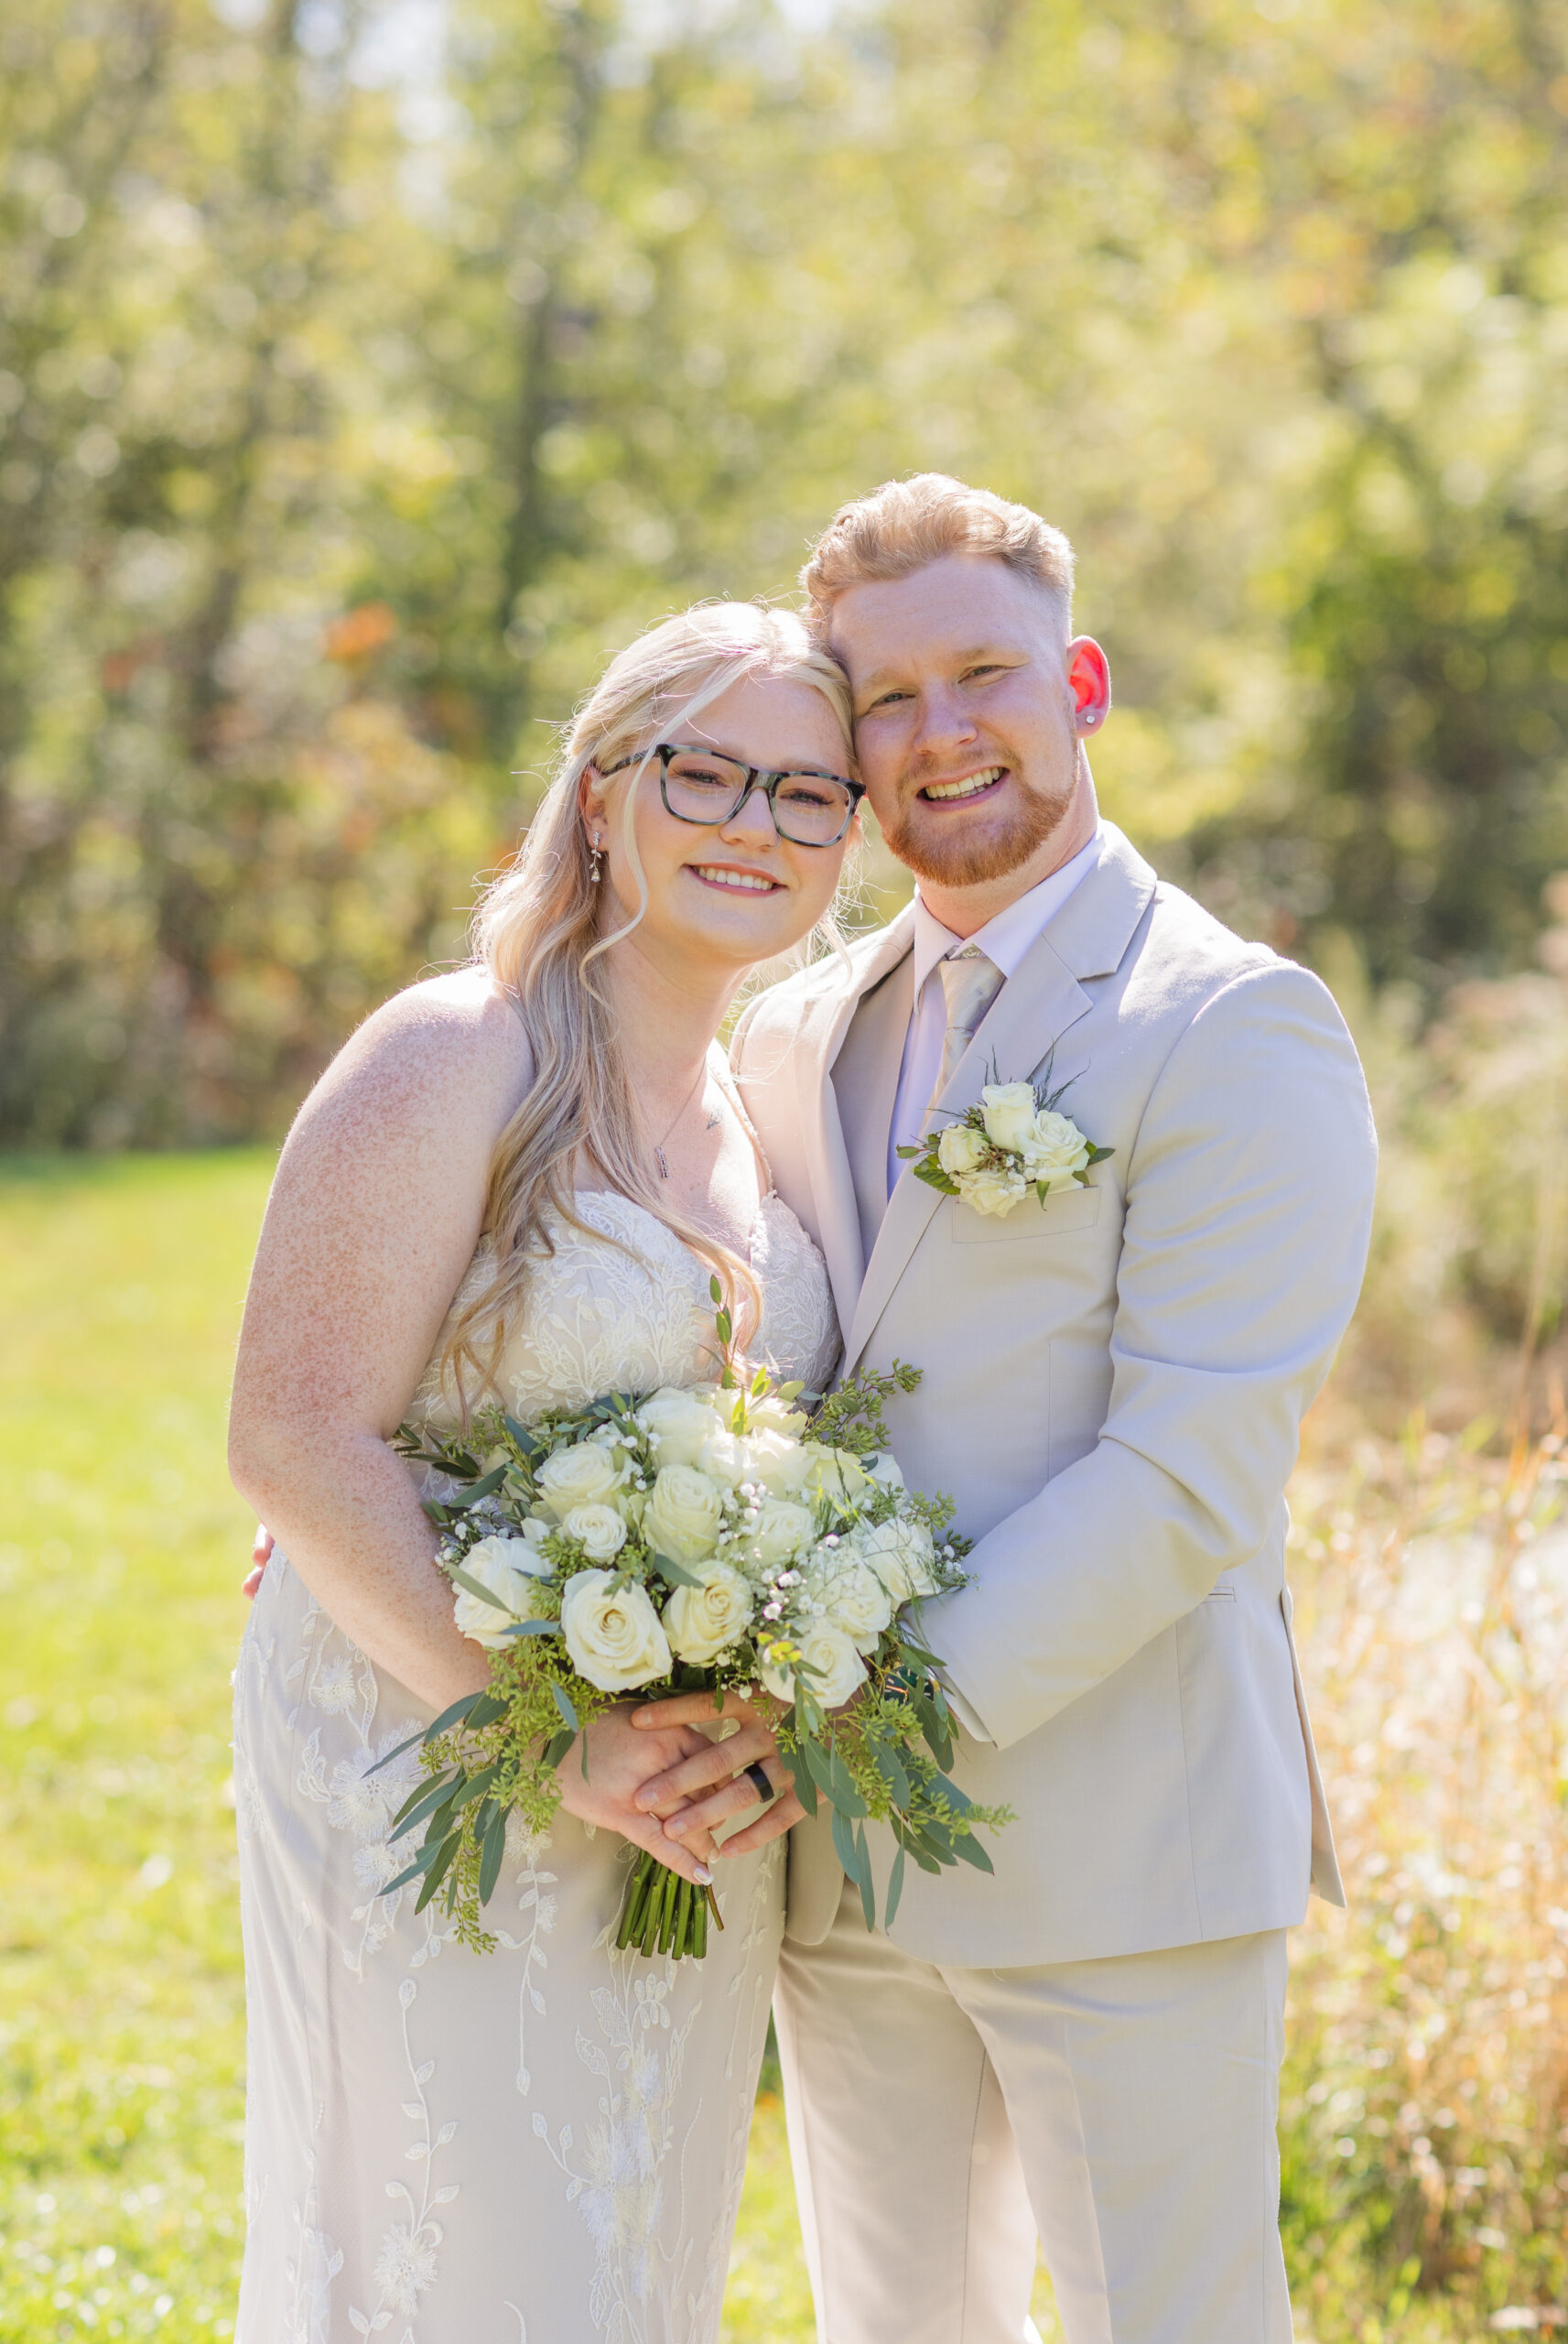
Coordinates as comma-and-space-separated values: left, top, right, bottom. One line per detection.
899, 1059, 1112, 1223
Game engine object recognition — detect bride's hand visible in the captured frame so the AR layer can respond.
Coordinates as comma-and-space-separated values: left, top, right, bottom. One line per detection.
555, 1704, 720, 1885
628, 1688, 806, 1856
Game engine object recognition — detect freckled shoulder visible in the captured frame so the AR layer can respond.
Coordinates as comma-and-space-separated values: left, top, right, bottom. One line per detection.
298, 968, 535, 1148
235, 971, 538, 1449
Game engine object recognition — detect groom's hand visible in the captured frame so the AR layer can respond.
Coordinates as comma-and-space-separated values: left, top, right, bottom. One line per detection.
628, 1688, 806, 1856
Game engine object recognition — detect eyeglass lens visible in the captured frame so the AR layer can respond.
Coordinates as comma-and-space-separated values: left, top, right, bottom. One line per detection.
664, 750, 854, 845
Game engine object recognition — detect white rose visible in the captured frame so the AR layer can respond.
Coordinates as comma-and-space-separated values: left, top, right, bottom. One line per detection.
663, 1561, 753, 1664
696, 1424, 750, 1487
797, 1444, 873, 1509
979, 1080, 1040, 1158
561, 1503, 629, 1563
849, 1515, 939, 1603
635, 1386, 721, 1470
741, 1391, 810, 1440
739, 1498, 817, 1568
936, 1122, 989, 1177
535, 1440, 623, 1519
741, 1428, 816, 1498
759, 1624, 867, 1709
957, 1162, 1028, 1218
862, 1450, 905, 1494
451, 1531, 551, 1649
1019, 1108, 1092, 1191
559, 1568, 671, 1691
644, 1463, 726, 1562
815, 1553, 893, 1653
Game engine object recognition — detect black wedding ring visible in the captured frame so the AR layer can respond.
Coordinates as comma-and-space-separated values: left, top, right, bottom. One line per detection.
739, 1759, 774, 1805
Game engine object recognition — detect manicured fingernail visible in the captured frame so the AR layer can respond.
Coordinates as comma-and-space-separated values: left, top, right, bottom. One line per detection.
694, 1866, 713, 1885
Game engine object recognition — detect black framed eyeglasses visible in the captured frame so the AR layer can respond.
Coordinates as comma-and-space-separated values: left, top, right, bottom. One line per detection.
599, 742, 865, 847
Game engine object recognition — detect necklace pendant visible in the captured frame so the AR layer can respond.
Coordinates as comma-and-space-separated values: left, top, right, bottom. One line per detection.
655, 1146, 669, 1178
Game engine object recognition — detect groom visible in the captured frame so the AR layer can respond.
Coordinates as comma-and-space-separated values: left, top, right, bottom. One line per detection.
654, 474, 1377, 2343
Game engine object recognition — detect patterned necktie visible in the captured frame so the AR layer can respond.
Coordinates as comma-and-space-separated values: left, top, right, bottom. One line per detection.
923, 947, 1003, 1130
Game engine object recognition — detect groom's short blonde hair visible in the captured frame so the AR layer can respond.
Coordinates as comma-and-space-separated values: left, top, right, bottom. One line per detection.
801, 473, 1076, 640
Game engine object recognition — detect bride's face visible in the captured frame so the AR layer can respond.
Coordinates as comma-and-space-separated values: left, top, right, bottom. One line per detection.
587, 674, 857, 980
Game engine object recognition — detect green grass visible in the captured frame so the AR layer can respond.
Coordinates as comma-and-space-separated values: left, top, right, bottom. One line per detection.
0, 1151, 1065, 2342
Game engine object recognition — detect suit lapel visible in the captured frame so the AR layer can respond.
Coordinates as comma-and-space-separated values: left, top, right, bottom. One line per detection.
833, 954, 914, 1265
790, 909, 915, 1346
840, 824, 1159, 1372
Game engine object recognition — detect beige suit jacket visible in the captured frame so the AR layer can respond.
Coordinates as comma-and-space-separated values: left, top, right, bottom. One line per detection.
731, 822, 1377, 1970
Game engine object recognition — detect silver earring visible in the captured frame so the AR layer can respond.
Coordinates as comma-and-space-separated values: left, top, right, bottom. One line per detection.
589, 834, 602, 883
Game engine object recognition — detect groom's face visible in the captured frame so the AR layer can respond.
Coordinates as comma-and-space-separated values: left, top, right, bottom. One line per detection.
830, 552, 1099, 893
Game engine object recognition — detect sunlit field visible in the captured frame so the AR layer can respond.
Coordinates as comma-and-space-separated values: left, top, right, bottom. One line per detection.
4, 1153, 1563, 2342
0, 1154, 1061, 2340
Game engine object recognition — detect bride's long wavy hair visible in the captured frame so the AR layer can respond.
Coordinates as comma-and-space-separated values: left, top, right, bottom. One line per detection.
438, 602, 856, 1410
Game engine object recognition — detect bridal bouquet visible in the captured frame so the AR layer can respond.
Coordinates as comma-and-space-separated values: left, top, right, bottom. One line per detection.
373, 1287, 1010, 1959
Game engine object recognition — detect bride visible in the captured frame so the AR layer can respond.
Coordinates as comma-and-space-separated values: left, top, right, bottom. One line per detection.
227, 602, 854, 2342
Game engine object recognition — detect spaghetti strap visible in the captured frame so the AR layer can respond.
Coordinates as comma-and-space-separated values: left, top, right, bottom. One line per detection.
708, 1047, 775, 1199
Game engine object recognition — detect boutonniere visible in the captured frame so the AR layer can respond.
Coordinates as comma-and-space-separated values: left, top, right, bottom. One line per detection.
897, 1066, 1114, 1221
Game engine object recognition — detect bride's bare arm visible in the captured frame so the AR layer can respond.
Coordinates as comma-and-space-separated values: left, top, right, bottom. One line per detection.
228, 971, 532, 1714
227, 971, 719, 1884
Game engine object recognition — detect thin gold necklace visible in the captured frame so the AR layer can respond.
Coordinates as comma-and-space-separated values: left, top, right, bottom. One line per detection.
653, 1055, 713, 1179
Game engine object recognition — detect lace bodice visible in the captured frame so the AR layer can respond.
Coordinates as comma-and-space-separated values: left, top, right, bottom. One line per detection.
416, 1188, 841, 1425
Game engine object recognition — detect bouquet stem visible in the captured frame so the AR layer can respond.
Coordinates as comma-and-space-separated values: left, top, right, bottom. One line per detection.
615, 1849, 724, 1960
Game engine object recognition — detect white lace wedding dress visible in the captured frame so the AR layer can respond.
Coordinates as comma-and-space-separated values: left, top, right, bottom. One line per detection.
232, 1188, 839, 2344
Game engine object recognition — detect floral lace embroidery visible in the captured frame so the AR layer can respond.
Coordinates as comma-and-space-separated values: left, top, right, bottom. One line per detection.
236, 1181, 833, 2339
529, 1838, 783, 2342
417, 1190, 839, 1425
347, 1975, 460, 2338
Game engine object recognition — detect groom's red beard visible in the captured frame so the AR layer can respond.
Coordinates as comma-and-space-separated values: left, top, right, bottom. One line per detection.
881, 767, 1073, 890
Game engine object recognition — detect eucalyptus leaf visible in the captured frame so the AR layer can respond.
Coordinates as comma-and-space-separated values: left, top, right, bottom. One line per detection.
449, 1463, 508, 1505
550, 1681, 579, 1733
826, 1752, 869, 1818
782, 1742, 817, 1818
478, 1804, 508, 1903
650, 1549, 702, 1590
855, 1821, 876, 1929
413, 1829, 461, 1914
500, 1618, 557, 1637
884, 1840, 906, 1928
387, 1769, 464, 1841
951, 1830, 994, 1874
830, 1800, 863, 1884
449, 1565, 521, 1613
366, 1689, 481, 1774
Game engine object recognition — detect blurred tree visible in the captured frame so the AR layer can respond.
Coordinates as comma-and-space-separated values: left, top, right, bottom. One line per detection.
1, 0, 1564, 1144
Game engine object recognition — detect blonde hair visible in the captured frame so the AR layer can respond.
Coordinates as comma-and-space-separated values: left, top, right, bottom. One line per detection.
441, 602, 853, 1409
801, 472, 1076, 638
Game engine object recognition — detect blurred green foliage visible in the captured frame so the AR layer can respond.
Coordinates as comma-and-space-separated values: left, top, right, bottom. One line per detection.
2, 0, 1566, 1145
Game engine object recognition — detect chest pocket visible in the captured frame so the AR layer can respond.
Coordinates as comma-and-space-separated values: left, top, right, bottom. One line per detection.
950, 1180, 1104, 1244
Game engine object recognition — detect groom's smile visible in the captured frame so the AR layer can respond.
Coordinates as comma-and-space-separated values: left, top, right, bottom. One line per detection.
919, 764, 1007, 803
826, 548, 1109, 925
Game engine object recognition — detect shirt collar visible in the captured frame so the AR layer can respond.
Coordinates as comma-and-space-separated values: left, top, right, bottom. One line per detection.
911, 822, 1105, 997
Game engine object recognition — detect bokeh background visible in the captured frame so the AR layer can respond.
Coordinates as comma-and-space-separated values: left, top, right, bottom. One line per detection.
4, 1, 1568, 2338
